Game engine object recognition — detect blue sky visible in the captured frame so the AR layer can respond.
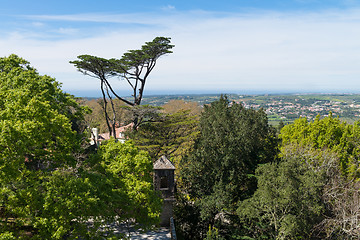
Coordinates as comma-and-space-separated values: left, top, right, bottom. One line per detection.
1, 0, 360, 96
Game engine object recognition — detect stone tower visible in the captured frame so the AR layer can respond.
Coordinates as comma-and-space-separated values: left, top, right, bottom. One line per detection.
153, 155, 175, 227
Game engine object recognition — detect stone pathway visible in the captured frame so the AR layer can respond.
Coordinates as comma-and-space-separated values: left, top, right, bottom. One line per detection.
128, 227, 170, 239
100, 222, 170, 239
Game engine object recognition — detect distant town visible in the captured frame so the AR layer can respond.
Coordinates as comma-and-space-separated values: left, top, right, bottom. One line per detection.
135, 93, 360, 124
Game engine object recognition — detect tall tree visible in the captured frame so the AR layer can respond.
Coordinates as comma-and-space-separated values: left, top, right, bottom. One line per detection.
177, 96, 278, 239
0, 54, 88, 238
116, 37, 174, 106
238, 154, 326, 239
95, 139, 162, 231
70, 37, 174, 134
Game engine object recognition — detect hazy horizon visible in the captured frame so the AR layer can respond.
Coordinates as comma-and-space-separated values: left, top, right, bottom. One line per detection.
69, 88, 360, 98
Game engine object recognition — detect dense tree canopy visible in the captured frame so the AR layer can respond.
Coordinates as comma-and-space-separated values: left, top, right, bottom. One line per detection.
238, 155, 326, 239
0, 54, 89, 238
234, 115, 360, 240
183, 96, 278, 202
177, 96, 278, 239
95, 139, 162, 228
175, 107, 360, 239
0, 55, 161, 239
129, 110, 199, 164
280, 114, 360, 177
0, 54, 84, 183
279, 115, 360, 239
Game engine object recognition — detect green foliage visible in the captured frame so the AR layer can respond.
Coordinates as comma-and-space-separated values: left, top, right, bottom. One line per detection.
0, 232, 16, 240
0, 54, 84, 182
0, 55, 161, 239
238, 156, 326, 239
119, 37, 174, 75
30, 170, 106, 239
97, 139, 162, 227
130, 110, 199, 162
280, 114, 360, 177
128, 108, 199, 201
244, 115, 360, 239
280, 146, 360, 239
0, 54, 91, 238
178, 95, 278, 239
124, 104, 163, 129
183, 95, 278, 203
173, 194, 207, 240
70, 55, 119, 79
205, 226, 225, 240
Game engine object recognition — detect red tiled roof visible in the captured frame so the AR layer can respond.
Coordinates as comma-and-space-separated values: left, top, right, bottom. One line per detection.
98, 123, 133, 141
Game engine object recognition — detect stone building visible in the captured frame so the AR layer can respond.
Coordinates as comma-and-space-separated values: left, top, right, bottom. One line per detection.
153, 156, 176, 227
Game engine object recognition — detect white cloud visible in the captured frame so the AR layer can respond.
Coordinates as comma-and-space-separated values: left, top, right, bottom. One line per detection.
22, 13, 167, 25
161, 5, 176, 11
3, 8, 360, 94
56, 27, 79, 35
31, 22, 45, 27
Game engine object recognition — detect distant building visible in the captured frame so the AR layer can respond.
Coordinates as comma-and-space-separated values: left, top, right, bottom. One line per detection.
153, 156, 176, 227
90, 123, 133, 146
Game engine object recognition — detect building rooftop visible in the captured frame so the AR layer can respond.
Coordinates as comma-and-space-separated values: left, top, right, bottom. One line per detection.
153, 156, 175, 170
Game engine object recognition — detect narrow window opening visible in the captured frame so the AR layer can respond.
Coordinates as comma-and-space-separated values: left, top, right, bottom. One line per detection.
160, 176, 168, 189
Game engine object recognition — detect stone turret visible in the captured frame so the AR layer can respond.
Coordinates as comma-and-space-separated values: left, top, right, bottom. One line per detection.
153, 156, 175, 227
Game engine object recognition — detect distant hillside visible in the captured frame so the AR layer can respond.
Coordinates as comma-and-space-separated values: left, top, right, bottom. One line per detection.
81, 93, 360, 125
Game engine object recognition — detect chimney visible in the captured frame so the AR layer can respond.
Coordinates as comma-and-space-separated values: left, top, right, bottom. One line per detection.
91, 128, 98, 146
